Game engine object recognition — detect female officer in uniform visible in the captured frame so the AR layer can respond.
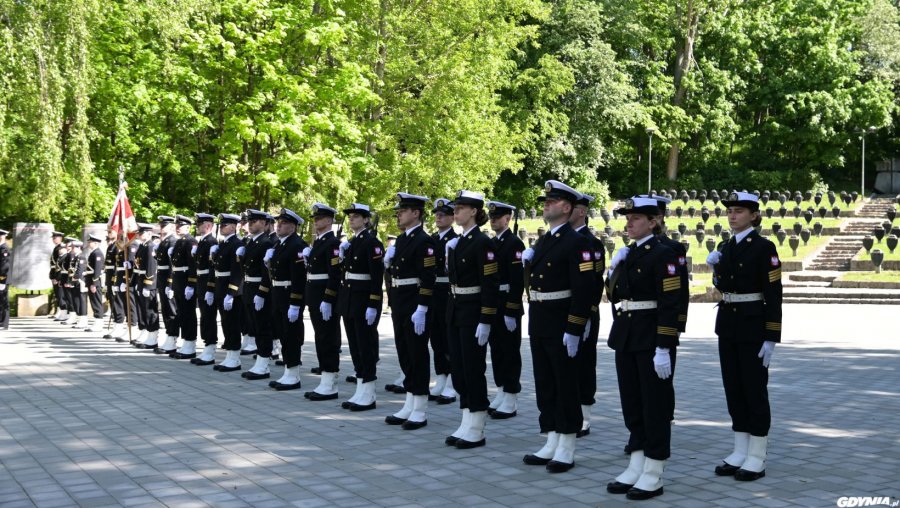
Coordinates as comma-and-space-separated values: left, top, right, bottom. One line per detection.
605, 196, 680, 501
707, 191, 782, 482
443, 190, 499, 449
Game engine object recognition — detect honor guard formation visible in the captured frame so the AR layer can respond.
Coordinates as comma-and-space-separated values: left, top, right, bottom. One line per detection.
4, 183, 784, 501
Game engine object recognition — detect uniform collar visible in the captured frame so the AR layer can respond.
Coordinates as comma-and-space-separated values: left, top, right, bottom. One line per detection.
635, 234, 654, 247
494, 228, 509, 240
405, 223, 423, 236
222, 233, 235, 242
733, 228, 753, 244
549, 222, 566, 236
437, 228, 453, 239
462, 225, 478, 237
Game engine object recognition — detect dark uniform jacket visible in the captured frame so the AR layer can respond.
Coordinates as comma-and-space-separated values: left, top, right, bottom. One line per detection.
50, 244, 66, 281
213, 235, 243, 299
306, 230, 341, 308
114, 242, 138, 288
59, 251, 73, 286
169, 234, 198, 292
156, 235, 176, 285
712, 230, 783, 343
0, 243, 10, 285
338, 228, 384, 319
577, 225, 606, 314
606, 235, 681, 352
266, 233, 307, 308
388, 224, 436, 315
242, 232, 274, 295
68, 253, 86, 289
104, 243, 119, 288
658, 234, 689, 332
135, 241, 158, 291
447, 226, 499, 326
195, 233, 217, 295
492, 229, 525, 318
85, 248, 104, 288
527, 223, 593, 338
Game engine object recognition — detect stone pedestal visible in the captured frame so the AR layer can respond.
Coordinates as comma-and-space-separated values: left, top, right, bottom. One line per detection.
17, 293, 50, 316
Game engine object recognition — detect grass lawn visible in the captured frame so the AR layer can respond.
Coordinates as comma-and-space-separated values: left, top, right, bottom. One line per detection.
690, 272, 713, 295
856, 244, 900, 261
772, 233, 830, 261
838, 271, 900, 282
518, 216, 843, 237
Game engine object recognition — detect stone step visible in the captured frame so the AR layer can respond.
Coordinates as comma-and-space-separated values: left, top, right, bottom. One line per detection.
784, 297, 900, 304
788, 272, 840, 282
783, 280, 831, 288
783, 287, 900, 299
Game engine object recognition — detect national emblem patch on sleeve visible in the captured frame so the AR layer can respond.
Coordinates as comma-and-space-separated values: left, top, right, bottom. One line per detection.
486, 251, 495, 261
515, 251, 523, 260
581, 251, 591, 261
771, 255, 780, 266
678, 256, 686, 266
333, 248, 340, 256
667, 263, 676, 275
374, 247, 382, 255
427, 247, 434, 256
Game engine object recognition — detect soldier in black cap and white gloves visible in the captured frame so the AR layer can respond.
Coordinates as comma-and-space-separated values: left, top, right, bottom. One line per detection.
338, 203, 384, 410
155, 216, 179, 350
208, 213, 245, 372
133, 224, 161, 348
165, 215, 198, 356
708, 191, 782, 482
443, 190, 499, 449
48, 231, 67, 321
239, 210, 276, 379
84, 234, 106, 332
383, 193, 436, 429
568, 192, 605, 438
428, 198, 458, 403
303, 203, 343, 399
0, 228, 10, 330
520, 181, 592, 473
266, 208, 308, 389
605, 196, 680, 500
485, 201, 525, 420
104, 228, 126, 339
185, 213, 218, 363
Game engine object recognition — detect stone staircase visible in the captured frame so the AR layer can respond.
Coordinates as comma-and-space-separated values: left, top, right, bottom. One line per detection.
805, 196, 895, 270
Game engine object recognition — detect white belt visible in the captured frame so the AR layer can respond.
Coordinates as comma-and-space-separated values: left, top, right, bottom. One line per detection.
307, 273, 329, 281
530, 290, 572, 302
215, 271, 231, 277
499, 284, 510, 292
134, 269, 146, 275
435, 276, 450, 284
392, 277, 420, 287
721, 292, 763, 303
244, 276, 262, 283
272, 280, 291, 287
157, 265, 171, 270
346, 273, 372, 281
172, 266, 189, 272
615, 300, 658, 311
451, 285, 481, 295
197, 269, 209, 275
116, 268, 125, 272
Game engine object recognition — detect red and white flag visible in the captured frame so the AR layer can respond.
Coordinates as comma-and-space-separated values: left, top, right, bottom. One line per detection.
107, 184, 138, 242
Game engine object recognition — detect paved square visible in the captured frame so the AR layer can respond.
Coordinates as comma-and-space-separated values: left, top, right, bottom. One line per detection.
1, 304, 898, 507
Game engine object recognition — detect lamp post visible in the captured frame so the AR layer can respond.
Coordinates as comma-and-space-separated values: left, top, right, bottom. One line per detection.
647, 127, 657, 194
860, 126, 876, 198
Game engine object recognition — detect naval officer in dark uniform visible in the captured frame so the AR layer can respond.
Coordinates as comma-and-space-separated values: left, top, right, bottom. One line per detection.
166, 215, 198, 357
605, 196, 681, 500
708, 191, 782, 482
84, 234, 106, 332
428, 198, 458, 403
208, 213, 244, 372
267, 209, 308, 390
188, 213, 219, 364
520, 181, 592, 473
104, 229, 126, 339
240, 209, 276, 380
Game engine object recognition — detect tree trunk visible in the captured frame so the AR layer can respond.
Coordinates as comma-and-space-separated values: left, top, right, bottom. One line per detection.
366, 0, 388, 156
666, 1, 700, 181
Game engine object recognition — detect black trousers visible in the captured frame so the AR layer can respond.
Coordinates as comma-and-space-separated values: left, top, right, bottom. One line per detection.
241, 294, 254, 337
218, 295, 243, 351
430, 288, 452, 375
106, 282, 124, 323
64, 286, 76, 314
157, 271, 178, 336
343, 313, 379, 383
391, 309, 430, 396
271, 288, 302, 368
615, 348, 675, 460
309, 298, 341, 373
576, 311, 600, 405
136, 289, 159, 331
0, 288, 9, 329
199, 290, 218, 345
253, 292, 274, 358
88, 286, 104, 319
70, 287, 87, 317
448, 321, 489, 412
719, 339, 770, 436
174, 286, 197, 340
54, 282, 67, 310
488, 315, 522, 393
531, 335, 582, 434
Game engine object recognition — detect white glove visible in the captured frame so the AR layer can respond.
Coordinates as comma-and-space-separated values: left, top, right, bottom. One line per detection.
223, 294, 233, 311
264, 248, 275, 263
445, 236, 459, 252
582, 319, 591, 340
0, 284, 5, 291
185, 286, 194, 300
165, 287, 174, 300
706, 250, 722, 266
254, 295, 265, 311
475, 323, 491, 346
383, 245, 396, 267
142, 288, 150, 297
236, 246, 245, 257
210, 245, 219, 255
504, 315, 517, 332
302, 246, 312, 260
653, 347, 672, 379
204, 291, 214, 306
365, 307, 378, 325
288, 305, 300, 322
521, 247, 535, 263
411, 305, 427, 335
563, 333, 580, 357
609, 246, 629, 270
191, 245, 198, 256
339, 241, 350, 260
167, 247, 174, 258
119, 282, 127, 293
124, 261, 132, 269
111, 285, 119, 293
758, 341, 776, 368
320, 301, 332, 321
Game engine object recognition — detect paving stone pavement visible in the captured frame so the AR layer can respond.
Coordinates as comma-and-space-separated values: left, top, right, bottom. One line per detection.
1, 304, 898, 508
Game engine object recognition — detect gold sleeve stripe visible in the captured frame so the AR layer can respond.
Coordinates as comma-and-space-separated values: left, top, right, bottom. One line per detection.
567, 315, 587, 325
657, 326, 678, 336
144, 279, 154, 285
483, 265, 498, 275
769, 269, 782, 283
228, 284, 239, 291
207, 282, 216, 288
423, 257, 436, 267
325, 289, 337, 296
765, 322, 782, 331
419, 288, 433, 296
678, 314, 687, 322
579, 262, 593, 272
331, 258, 339, 266
258, 286, 269, 293
506, 302, 522, 309
511, 260, 522, 265
188, 277, 197, 282
481, 307, 497, 315
290, 292, 303, 299
369, 294, 382, 300
590, 305, 598, 312
372, 255, 382, 260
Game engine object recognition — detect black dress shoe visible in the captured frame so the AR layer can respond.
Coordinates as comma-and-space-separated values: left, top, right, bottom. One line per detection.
606, 481, 633, 495
384, 415, 406, 425
435, 395, 456, 405
275, 360, 285, 366
307, 391, 338, 401
172, 352, 196, 360
268, 380, 279, 388
455, 438, 485, 449
523, 454, 551, 466
341, 401, 353, 409
626, 486, 663, 500
401, 420, 427, 430
154, 348, 176, 355
346, 375, 357, 383
193, 358, 215, 366
310, 367, 321, 374
576, 428, 590, 438
546, 460, 574, 473
115, 337, 128, 343
734, 468, 765, 481
103, 333, 112, 339
714, 462, 740, 476
273, 381, 302, 391
428, 394, 438, 401
348, 401, 376, 411
490, 410, 516, 420
240, 349, 257, 356
135, 343, 156, 349
243, 371, 270, 380
385, 384, 406, 394
215, 364, 241, 372
487, 407, 496, 415
445, 435, 460, 446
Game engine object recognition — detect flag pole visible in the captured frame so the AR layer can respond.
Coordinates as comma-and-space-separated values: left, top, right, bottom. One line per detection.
118, 166, 134, 344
